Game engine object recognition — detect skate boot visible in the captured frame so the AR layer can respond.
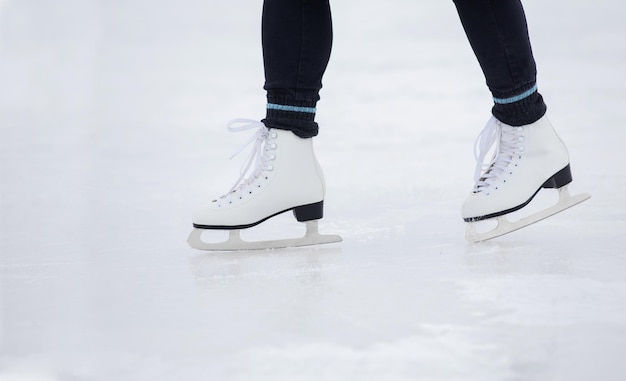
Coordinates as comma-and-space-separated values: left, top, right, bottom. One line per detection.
462, 115, 590, 242
188, 119, 342, 250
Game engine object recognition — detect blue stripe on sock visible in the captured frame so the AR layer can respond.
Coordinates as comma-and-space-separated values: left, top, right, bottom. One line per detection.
493, 84, 538, 104
267, 103, 317, 113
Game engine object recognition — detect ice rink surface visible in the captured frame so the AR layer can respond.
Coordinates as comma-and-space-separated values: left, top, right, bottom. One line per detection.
1, 0, 626, 380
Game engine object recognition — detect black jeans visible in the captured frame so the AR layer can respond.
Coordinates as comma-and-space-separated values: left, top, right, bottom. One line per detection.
262, 0, 546, 138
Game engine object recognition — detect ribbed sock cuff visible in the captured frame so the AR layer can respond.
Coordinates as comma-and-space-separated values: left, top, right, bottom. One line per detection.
492, 85, 547, 126
263, 101, 319, 138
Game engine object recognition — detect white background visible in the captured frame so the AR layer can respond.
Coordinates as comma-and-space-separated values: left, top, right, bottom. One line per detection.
1, 0, 625, 380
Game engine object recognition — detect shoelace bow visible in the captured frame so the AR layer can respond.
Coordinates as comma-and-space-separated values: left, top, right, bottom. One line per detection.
222, 119, 275, 197
472, 116, 522, 193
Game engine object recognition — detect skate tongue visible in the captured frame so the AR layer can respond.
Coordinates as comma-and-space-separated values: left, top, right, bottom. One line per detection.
472, 117, 520, 193
473, 117, 500, 185
472, 117, 501, 192
225, 119, 270, 194
474, 166, 505, 193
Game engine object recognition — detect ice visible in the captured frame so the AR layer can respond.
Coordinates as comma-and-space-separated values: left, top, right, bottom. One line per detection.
1, 0, 625, 380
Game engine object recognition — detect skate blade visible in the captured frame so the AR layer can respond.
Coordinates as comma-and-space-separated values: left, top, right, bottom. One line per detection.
466, 185, 591, 243
187, 220, 342, 251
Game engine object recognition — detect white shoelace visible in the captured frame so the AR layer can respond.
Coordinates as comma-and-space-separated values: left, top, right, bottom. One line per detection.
472, 117, 524, 193
223, 119, 276, 197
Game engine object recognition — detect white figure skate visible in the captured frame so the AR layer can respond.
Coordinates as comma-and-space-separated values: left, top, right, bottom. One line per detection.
462, 115, 590, 242
188, 119, 342, 251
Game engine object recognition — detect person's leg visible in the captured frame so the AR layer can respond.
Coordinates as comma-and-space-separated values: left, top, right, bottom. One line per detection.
189, 0, 339, 250
453, 0, 589, 240
453, 0, 546, 126
262, 0, 333, 138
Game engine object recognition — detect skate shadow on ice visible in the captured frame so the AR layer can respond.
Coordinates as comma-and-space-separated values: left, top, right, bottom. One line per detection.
189, 244, 342, 288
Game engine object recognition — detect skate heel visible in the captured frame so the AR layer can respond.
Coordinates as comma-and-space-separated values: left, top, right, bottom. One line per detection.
293, 201, 324, 222
542, 164, 573, 189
